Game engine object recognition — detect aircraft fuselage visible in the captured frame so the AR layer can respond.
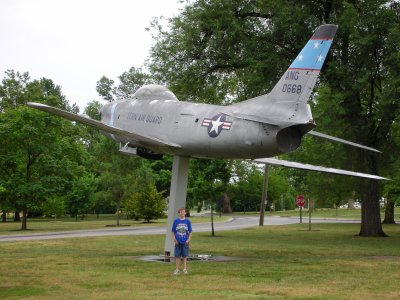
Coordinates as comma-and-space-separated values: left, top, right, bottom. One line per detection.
101, 99, 285, 159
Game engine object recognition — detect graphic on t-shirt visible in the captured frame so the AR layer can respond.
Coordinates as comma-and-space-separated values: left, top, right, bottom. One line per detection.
176, 223, 188, 237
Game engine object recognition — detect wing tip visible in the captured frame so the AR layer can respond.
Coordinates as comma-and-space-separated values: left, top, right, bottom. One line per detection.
27, 102, 47, 108
312, 24, 338, 40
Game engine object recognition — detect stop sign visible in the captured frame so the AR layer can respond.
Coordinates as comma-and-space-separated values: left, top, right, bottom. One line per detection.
296, 195, 306, 207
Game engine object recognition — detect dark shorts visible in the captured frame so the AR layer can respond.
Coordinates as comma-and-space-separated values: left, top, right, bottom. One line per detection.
174, 243, 189, 258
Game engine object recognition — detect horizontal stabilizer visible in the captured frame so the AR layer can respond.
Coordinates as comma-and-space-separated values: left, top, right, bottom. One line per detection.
308, 131, 381, 153
252, 158, 389, 180
26, 102, 181, 148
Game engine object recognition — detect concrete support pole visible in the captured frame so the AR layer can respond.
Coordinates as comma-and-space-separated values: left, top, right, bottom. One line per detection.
164, 156, 190, 258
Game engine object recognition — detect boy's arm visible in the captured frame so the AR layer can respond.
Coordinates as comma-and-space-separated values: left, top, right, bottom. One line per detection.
186, 231, 192, 244
186, 220, 193, 244
172, 232, 178, 244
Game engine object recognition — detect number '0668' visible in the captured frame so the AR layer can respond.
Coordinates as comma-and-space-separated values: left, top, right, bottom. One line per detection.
282, 84, 302, 94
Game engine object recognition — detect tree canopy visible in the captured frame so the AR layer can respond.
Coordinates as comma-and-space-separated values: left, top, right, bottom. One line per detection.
147, 0, 400, 236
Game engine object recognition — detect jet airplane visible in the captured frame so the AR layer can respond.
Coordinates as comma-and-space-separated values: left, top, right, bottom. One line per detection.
27, 24, 387, 256
28, 25, 380, 164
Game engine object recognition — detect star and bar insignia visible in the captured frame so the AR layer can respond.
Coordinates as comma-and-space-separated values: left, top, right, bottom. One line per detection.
202, 114, 232, 138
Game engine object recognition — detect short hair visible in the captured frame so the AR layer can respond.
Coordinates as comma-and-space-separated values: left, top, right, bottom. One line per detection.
178, 207, 186, 213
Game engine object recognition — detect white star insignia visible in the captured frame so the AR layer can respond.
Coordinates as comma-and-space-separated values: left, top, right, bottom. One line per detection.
298, 54, 303, 61
313, 42, 320, 49
317, 54, 323, 62
209, 116, 223, 134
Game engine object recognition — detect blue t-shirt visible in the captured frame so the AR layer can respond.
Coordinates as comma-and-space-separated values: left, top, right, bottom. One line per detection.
172, 218, 192, 244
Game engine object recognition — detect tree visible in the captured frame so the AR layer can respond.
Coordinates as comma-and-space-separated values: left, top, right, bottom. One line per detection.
382, 155, 400, 224
65, 173, 97, 221
285, 134, 355, 211
96, 67, 153, 101
125, 181, 165, 223
0, 106, 65, 229
0, 185, 8, 222
0, 71, 89, 229
91, 137, 144, 226
96, 76, 115, 102
187, 159, 231, 212
42, 196, 66, 221
0, 70, 30, 111
144, 156, 173, 198
148, 0, 400, 236
312, 1, 400, 236
148, 0, 321, 103
228, 161, 295, 212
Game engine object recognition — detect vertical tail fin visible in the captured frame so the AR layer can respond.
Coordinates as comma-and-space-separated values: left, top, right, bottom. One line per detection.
269, 24, 338, 102
229, 25, 338, 127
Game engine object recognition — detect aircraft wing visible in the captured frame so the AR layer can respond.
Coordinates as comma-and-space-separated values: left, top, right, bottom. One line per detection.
252, 157, 389, 180
308, 130, 381, 153
26, 102, 181, 148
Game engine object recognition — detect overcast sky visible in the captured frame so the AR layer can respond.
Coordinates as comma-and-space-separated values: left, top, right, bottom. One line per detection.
0, 0, 184, 110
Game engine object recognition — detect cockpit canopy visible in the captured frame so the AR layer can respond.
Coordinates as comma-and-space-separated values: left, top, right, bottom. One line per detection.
132, 84, 178, 101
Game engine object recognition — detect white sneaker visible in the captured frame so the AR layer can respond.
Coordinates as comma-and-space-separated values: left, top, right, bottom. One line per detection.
173, 269, 180, 275
183, 269, 188, 274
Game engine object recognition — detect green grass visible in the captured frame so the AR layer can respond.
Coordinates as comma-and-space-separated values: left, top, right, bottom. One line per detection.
1, 222, 400, 299
2, 208, 399, 236
265, 207, 400, 220
0, 214, 230, 235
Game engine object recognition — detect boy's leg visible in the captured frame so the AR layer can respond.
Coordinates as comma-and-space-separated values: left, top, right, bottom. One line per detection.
182, 244, 189, 272
173, 244, 181, 274
182, 257, 187, 270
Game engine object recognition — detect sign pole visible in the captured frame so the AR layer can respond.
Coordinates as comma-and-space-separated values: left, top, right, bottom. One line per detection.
296, 195, 305, 224
300, 206, 302, 223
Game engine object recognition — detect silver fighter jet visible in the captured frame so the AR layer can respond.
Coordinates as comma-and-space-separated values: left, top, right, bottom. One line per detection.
27, 24, 386, 180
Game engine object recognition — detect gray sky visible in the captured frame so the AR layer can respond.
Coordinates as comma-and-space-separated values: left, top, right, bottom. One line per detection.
0, 0, 183, 111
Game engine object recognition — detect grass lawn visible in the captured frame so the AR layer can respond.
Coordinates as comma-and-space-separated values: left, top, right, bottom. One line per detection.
241, 207, 400, 220
0, 214, 230, 235
1, 208, 399, 235
1, 222, 399, 299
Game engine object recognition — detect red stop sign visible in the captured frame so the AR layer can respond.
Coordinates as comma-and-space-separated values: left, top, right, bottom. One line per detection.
296, 195, 306, 207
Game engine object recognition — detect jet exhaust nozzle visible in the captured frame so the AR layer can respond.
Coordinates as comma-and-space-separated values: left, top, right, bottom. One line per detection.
276, 123, 315, 153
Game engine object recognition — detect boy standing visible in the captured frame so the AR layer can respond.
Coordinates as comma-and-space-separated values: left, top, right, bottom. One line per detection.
172, 207, 192, 275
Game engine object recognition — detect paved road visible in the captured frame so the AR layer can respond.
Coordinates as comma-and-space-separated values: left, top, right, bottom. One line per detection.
0, 216, 358, 242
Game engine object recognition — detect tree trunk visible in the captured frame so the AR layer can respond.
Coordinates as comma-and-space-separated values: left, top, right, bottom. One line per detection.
1, 211, 7, 222
382, 200, 395, 224
221, 193, 232, 214
211, 203, 215, 237
21, 208, 27, 230
347, 199, 355, 209
14, 210, 21, 222
116, 201, 120, 227
359, 179, 386, 236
